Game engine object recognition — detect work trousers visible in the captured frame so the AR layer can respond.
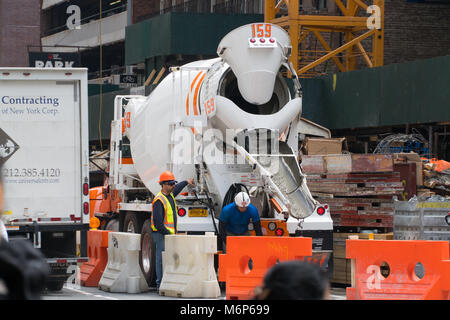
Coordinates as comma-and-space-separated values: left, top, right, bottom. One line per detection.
151, 231, 165, 290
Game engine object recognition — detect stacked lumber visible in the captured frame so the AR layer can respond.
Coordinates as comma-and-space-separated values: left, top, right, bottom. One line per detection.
307, 172, 404, 197
302, 154, 403, 229
324, 197, 395, 228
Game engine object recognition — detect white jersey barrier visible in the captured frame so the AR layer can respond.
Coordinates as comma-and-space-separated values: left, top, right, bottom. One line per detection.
159, 232, 221, 298
98, 232, 149, 293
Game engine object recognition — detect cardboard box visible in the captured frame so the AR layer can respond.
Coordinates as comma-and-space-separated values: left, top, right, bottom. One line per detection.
303, 137, 345, 155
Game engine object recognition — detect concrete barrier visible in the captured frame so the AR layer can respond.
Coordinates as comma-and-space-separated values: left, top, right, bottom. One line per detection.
98, 232, 149, 293
159, 232, 220, 298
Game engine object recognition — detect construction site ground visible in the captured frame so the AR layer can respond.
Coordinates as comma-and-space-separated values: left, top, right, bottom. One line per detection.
42, 283, 347, 300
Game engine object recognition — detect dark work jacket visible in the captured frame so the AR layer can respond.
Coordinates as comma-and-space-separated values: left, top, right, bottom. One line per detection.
152, 181, 188, 235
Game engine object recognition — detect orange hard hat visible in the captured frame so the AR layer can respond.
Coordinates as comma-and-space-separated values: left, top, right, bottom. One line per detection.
158, 171, 177, 184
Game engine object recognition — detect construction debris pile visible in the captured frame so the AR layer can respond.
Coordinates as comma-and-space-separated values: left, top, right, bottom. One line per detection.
371, 132, 450, 198
421, 158, 450, 196
299, 137, 450, 286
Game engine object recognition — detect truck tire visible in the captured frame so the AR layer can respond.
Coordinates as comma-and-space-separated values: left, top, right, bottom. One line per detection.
139, 220, 156, 287
124, 212, 140, 233
104, 218, 119, 231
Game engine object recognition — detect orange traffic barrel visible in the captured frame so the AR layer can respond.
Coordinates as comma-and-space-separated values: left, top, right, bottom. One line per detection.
80, 230, 111, 287
219, 236, 312, 300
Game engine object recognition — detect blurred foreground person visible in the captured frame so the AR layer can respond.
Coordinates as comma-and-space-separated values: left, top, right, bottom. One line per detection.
0, 163, 50, 299
253, 260, 330, 300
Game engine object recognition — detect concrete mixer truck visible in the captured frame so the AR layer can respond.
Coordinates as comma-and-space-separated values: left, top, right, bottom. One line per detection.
90, 23, 333, 285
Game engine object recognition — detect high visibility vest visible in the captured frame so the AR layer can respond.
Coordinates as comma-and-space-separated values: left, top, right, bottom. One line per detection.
151, 191, 177, 234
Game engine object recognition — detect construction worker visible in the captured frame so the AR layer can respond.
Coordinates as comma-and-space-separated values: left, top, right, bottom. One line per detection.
219, 191, 263, 252
151, 170, 194, 291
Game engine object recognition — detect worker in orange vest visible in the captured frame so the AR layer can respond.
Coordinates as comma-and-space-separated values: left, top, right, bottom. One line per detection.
151, 170, 194, 291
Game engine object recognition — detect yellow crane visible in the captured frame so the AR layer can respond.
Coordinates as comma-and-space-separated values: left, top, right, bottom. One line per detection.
265, 0, 384, 78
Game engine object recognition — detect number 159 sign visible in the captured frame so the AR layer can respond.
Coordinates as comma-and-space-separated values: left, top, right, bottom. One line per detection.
249, 23, 276, 48
251, 23, 272, 38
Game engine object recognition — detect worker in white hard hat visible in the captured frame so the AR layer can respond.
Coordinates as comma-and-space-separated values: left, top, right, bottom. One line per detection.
218, 191, 262, 252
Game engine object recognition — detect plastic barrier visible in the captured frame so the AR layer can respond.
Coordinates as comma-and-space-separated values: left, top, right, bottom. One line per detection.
159, 232, 221, 298
394, 199, 450, 241
98, 232, 149, 293
346, 240, 450, 300
219, 236, 312, 300
80, 230, 110, 287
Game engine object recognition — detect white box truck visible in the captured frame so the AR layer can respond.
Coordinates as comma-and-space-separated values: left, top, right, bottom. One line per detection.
0, 68, 90, 290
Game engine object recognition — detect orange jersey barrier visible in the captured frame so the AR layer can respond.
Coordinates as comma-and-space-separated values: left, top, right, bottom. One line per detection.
218, 236, 312, 300
80, 230, 111, 287
346, 240, 450, 300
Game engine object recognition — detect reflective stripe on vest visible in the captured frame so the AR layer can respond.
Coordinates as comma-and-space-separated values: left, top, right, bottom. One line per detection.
151, 191, 177, 234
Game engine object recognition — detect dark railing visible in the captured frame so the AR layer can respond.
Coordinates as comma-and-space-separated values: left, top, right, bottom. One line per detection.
88, 65, 127, 80
136, 0, 263, 23
161, 0, 212, 14
213, 0, 262, 14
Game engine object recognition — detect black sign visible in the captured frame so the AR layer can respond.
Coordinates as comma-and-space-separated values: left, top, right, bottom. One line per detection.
29, 52, 81, 68
120, 75, 138, 84
0, 128, 20, 165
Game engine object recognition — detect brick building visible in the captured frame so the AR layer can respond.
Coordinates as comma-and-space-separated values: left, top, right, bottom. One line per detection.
384, 0, 450, 65
293, 0, 450, 74
0, 0, 41, 67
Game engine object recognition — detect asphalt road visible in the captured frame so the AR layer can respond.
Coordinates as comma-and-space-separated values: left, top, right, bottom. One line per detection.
43, 284, 225, 300
41, 283, 347, 300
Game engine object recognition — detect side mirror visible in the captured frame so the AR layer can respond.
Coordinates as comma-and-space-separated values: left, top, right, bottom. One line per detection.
445, 214, 450, 226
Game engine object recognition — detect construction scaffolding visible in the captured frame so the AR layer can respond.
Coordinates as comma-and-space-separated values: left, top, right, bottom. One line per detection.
265, 0, 384, 78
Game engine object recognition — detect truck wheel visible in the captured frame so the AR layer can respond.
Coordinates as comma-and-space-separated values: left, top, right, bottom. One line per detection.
104, 218, 119, 231
139, 220, 156, 287
124, 212, 140, 233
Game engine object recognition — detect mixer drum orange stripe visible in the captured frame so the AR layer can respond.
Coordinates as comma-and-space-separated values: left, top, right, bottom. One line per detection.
193, 73, 206, 116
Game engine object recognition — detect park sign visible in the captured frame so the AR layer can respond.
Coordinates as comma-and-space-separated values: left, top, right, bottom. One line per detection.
29, 52, 81, 68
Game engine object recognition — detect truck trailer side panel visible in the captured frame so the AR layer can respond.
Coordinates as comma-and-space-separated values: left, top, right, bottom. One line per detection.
0, 68, 90, 290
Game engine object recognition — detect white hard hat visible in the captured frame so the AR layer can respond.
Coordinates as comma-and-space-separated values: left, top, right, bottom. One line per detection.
234, 192, 250, 208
